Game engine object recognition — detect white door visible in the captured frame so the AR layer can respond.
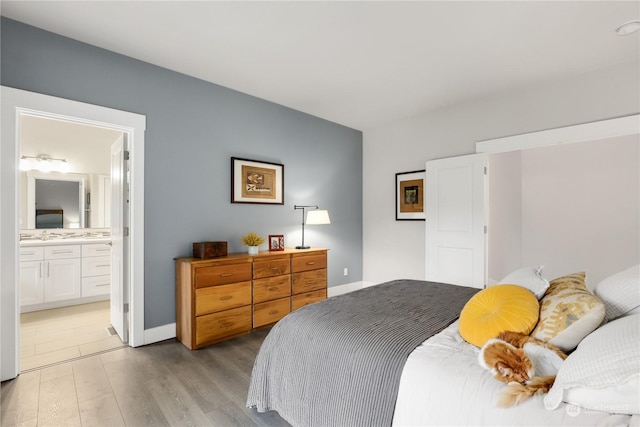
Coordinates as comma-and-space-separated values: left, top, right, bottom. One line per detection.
110, 134, 129, 342
425, 153, 487, 289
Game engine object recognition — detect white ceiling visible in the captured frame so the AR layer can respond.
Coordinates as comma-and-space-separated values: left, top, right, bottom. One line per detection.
20, 115, 121, 175
2, 1, 639, 131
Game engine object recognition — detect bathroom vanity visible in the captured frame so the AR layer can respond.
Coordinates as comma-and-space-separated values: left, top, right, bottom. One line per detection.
19, 231, 111, 312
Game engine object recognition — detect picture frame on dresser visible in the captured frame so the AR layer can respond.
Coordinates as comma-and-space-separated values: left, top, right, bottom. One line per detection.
395, 170, 425, 221
231, 157, 284, 204
269, 235, 285, 251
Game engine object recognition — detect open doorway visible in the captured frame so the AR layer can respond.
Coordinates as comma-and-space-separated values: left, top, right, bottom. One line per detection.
1, 86, 146, 381
18, 115, 126, 371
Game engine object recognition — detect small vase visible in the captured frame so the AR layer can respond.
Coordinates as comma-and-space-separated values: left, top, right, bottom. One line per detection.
247, 246, 259, 255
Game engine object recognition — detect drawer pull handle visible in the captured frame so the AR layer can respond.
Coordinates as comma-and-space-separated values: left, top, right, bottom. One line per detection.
219, 322, 233, 329
95, 248, 111, 252
270, 267, 280, 271
220, 296, 232, 301
306, 261, 316, 265
96, 264, 110, 268
269, 310, 278, 315
268, 287, 279, 292
96, 283, 110, 287
52, 250, 74, 254
219, 273, 233, 277
23, 251, 37, 256
306, 280, 315, 284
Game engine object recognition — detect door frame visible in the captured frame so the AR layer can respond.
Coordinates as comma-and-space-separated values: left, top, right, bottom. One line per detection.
1, 86, 146, 381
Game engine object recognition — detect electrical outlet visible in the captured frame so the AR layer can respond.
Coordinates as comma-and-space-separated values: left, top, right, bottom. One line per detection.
343, 267, 348, 276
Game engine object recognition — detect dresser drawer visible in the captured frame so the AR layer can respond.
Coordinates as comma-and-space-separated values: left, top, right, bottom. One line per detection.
253, 275, 291, 304
45, 245, 81, 260
291, 253, 327, 273
82, 243, 111, 257
253, 297, 291, 328
195, 306, 252, 347
82, 275, 110, 297
195, 262, 252, 288
253, 257, 290, 279
82, 255, 111, 277
20, 246, 44, 262
292, 269, 327, 294
292, 289, 327, 311
195, 281, 251, 316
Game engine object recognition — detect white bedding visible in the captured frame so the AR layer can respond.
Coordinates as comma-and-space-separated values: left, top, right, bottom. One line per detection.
393, 321, 638, 427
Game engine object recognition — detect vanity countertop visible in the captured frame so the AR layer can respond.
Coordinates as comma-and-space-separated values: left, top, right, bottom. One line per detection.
19, 230, 111, 247
20, 237, 111, 247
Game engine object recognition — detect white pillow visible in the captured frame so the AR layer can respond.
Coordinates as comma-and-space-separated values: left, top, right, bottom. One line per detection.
498, 266, 549, 299
594, 264, 640, 321
544, 314, 640, 415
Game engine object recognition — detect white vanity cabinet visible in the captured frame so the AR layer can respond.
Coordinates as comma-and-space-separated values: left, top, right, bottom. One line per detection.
19, 240, 111, 312
19, 247, 45, 306
19, 245, 82, 308
81, 243, 111, 297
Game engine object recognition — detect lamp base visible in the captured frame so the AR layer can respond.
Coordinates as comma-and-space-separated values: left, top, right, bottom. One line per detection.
295, 245, 310, 249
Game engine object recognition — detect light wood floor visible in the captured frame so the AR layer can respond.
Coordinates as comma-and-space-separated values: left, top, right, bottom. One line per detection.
20, 301, 125, 372
1, 329, 290, 427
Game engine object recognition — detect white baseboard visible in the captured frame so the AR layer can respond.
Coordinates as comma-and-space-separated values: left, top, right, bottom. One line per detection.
144, 322, 176, 345
328, 281, 378, 297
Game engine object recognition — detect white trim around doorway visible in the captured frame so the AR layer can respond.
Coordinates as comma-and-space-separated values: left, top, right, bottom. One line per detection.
1, 86, 146, 381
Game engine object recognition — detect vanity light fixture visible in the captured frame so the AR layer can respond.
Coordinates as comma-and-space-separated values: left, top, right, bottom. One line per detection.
20, 154, 70, 173
616, 20, 640, 36
294, 205, 331, 249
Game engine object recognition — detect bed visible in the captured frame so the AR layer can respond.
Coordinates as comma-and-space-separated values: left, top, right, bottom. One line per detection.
247, 267, 640, 427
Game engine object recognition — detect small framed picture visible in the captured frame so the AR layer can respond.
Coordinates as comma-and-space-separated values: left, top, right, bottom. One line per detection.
269, 234, 285, 251
231, 157, 284, 204
396, 170, 425, 221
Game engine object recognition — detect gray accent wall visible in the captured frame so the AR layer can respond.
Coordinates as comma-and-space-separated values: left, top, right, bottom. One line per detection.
1, 18, 363, 329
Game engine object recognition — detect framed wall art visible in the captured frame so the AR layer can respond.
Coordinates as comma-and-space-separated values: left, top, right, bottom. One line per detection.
269, 234, 285, 251
231, 157, 284, 204
395, 170, 425, 220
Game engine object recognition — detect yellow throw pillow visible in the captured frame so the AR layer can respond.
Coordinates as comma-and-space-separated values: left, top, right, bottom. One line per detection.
531, 272, 605, 352
459, 284, 539, 348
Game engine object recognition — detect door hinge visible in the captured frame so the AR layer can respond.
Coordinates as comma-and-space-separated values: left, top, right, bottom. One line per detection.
123, 227, 129, 237
484, 166, 487, 175
123, 303, 129, 313
124, 150, 130, 161
484, 225, 488, 234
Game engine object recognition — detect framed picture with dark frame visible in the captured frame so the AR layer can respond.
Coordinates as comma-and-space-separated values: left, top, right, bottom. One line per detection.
269, 234, 285, 251
396, 170, 425, 220
231, 157, 284, 204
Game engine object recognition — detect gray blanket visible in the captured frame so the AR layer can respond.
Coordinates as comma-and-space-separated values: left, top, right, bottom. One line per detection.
246, 279, 479, 427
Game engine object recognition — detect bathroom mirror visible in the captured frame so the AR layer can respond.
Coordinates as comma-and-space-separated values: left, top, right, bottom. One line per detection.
24, 171, 87, 229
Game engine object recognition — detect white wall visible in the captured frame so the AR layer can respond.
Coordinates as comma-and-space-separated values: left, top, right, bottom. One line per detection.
363, 61, 640, 285
488, 135, 639, 288
520, 135, 639, 288
488, 151, 522, 282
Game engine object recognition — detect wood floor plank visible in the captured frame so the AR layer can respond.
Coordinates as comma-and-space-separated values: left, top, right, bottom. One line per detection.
37, 370, 81, 426
0, 370, 40, 427
146, 342, 234, 414
102, 358, 169, 427
72, 356, 113, 403
2, 329, 290, 427
78, 394, 125, 427
146, 374, 212, 427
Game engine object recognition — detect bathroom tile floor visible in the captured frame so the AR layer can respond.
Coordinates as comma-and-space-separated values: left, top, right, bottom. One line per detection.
20, 301, 125, 372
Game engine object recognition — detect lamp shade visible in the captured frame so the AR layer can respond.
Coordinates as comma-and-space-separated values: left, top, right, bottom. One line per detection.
306, 209, 331, 225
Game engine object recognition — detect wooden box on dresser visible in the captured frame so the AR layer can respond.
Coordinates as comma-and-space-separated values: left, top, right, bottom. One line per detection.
175, 248, 327, 349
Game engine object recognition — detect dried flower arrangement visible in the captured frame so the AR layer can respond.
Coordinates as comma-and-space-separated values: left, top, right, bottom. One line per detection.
241, 232, 265, 247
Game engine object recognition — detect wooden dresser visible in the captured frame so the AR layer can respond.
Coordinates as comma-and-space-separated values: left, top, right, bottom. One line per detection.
175, 248, 327, 349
